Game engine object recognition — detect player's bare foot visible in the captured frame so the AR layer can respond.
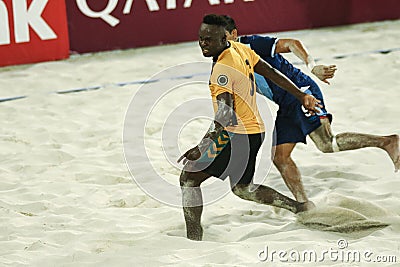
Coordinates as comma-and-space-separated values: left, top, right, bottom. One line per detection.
382, 134, 400, 172
296, 201, 316, 213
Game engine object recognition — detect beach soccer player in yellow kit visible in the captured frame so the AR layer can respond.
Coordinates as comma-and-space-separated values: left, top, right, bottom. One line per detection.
177, 14, 321, 241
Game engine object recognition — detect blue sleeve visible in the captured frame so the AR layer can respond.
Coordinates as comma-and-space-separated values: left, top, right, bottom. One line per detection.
239, 35, 277, 59
255, 73, 273, 101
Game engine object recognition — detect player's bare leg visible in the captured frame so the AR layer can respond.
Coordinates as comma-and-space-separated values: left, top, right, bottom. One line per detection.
231, 183, 314, 213
180, 170, 211, 241
310, 118, 400, 172
273, 143, 309, 202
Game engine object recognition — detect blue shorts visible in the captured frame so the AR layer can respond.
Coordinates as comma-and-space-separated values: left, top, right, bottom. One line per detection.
273, 81, 332, 146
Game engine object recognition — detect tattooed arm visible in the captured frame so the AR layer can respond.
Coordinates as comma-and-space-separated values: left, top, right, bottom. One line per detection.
177, 92, 234, 164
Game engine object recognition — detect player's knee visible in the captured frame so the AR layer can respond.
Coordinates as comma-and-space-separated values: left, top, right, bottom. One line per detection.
180, 171, 198, 187
314, 136, 341, 153
315, 141, 334, 153
273, 153, 290, 167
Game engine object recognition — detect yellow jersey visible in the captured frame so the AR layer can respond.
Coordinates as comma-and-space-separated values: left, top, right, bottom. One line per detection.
209, 41, 265, 134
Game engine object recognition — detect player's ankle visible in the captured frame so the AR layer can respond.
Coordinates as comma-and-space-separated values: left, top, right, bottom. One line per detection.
296, 201, 315, 213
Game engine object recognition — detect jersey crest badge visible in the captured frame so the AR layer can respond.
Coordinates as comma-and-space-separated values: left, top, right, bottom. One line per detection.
217, 75, 228, 86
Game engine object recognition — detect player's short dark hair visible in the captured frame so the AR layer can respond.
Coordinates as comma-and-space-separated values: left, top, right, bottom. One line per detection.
222, 15, 237, 33
202, 14, 227, 27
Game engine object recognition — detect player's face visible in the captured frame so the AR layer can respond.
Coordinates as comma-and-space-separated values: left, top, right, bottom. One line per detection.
198, 23, 227, 57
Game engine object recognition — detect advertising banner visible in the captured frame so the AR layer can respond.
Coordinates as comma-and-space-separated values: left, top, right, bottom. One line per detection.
0, 0, 70, 67
66, 0, 400, 54
1, 0, 399, 65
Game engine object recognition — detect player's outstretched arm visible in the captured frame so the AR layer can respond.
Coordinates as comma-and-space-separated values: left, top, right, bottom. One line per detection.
276, 38, 337, 84
254, 59, 322, 113
177, 92, 234, 164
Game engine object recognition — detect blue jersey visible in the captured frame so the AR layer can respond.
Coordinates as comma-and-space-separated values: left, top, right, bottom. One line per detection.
239, 35, 315, 106
254, 72, 273, 100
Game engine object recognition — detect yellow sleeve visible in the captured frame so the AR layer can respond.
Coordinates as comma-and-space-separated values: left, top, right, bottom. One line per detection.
248, 46, 260, 67
209, 61, 235, 97
231, 41, 260, 67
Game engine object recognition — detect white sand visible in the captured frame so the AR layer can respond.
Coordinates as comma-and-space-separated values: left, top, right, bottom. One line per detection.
1, 20, 400, 266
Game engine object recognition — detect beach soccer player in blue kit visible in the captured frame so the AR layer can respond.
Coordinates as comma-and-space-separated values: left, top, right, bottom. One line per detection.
223, 15, 400, 203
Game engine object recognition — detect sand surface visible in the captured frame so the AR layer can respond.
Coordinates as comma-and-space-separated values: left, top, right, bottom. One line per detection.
1, 20, 400, 266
